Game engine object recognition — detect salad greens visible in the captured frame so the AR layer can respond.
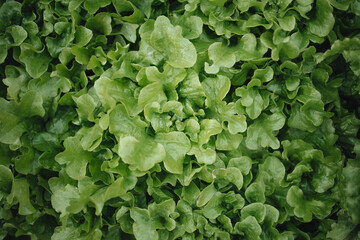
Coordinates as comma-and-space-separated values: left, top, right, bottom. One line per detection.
0, 0, 360, 239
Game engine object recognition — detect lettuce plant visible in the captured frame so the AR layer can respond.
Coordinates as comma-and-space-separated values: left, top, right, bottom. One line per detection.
0, 0, 360, 239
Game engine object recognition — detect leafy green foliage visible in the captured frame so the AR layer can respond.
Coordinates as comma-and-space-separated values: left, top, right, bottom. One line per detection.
0, 0, 359, 239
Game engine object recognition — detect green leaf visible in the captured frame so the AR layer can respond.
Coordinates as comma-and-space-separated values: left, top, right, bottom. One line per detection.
46, 107, 77, 135
138, 65, 187, 107
286, 77, 300, 92
149, 16, 197, 68
236, 33, 268, 61
19, 43, 52, 78
0, 91, 45, 145
234, 216, 262, 240
241, 203, 266, 223
84, 0, 111, 14
38, 151, 62, 171
177, 200, 197, 233
326, 210, 359, 240
71, 45, 92, 65
144, 101, 180, 133
278, 15, 296, 31
0, 43, 7, 64
311, 152, 341, 193
202, 75, 230, 107
69, 0, 85, 11
189, 144, 217, 165
155, 132, 191, 174
113, 0, 145, 23
286, 185, 334, 222
202, 75, 247, 134
109, 104, 147, 139
45, 22, 74, 57
171, 15, 203, 40
8, 25, 28, 46
245, 112, 286, 150
253, 66, 274, 83
198, 119, 223, 146
340, 157, 360, 223
49, 178, 79, 217
0, 0, 22, 32
212, 167, 243, 190
245, 181, 266, 203
7, 178, 36, 215
178, 69, 206, 107
55, 137, 92, 180
260, 156, 286, 195
0, 165, 13, 190
316, 38, 360, 77
236, 87, 265, 119
0, 0, 357, 238
32, 132, 60, 152
75, 124, 103, 151
138, 81, 167, 108
129, 0, 153, 18
118, 136, 165, 172
15, 141, 40, 175
73, 94, 97, 122
288, 100, 333, 132
95, 76, 141, 115
149, 199, 176, 231
309, 0, 335, 37
215, 129, 243, 151
75, 26, 93, 47
202, 192, 225, 219
206, 42, 237, 74
228, 156, 252, 175
196, 183, 217, 207
120, 23, 139, 43
130, 208, 158, 240
51, 222, 81, 240
264, 204, 280, 225
246, 14, 272, 29
86, 13, 112, 35
90, 176, 134, 214
206, 34, 268, 73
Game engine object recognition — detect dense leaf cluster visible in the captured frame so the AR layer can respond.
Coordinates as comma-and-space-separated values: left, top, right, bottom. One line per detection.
0, 0, 359, 239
